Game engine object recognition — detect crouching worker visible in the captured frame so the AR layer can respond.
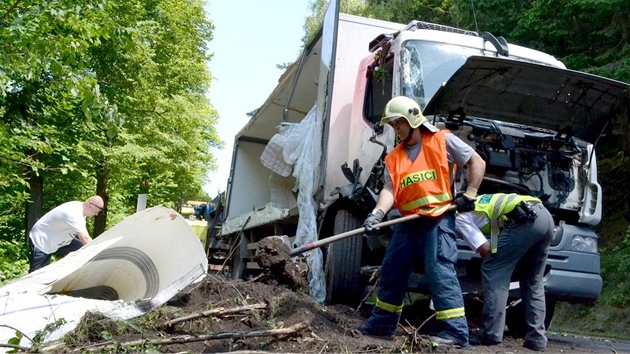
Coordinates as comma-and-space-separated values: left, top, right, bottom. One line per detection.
356, 96, 486, 347
455, 193, 554, 351
28, 195, 104, 273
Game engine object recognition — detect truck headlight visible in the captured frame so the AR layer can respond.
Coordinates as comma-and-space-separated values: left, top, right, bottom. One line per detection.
571, 235, 598, 253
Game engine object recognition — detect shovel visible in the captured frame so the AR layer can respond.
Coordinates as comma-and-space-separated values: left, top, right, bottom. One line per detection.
254, 205, 457, 286
289, 204, 457, 257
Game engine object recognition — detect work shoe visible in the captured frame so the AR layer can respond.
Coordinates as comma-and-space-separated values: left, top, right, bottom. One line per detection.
469, 335, 501, 346
430, 336, 456, 346
355, 324, 394, 339
429, 335, 470, 347
523, 340, 546, 351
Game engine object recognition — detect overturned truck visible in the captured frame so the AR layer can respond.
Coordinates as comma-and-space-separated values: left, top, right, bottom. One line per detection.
215, 0, 629, 333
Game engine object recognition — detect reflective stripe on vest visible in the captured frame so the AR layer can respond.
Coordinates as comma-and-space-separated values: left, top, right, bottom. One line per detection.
399, 193, 452, 213
375, 298, 403, 314
435, 306, 466, 320
475, 193, 542, 253
386, 129, 453, 217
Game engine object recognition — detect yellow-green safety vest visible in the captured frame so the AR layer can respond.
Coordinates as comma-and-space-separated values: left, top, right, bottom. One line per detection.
474, 193, 542, 253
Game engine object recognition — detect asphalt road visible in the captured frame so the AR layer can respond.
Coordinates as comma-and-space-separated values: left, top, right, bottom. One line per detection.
548, 333, 630, 353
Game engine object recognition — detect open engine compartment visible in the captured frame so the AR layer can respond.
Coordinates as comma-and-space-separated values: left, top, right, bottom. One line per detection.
446, 116, 589, 225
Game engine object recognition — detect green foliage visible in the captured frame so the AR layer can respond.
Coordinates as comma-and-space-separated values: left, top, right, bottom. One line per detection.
0, 0, 222, 258
93, 0, 221, 228
0, 242, 28, 285
598, 151, 630, 229
31, 318, 67, 352
358, 0, 452, 25
63, 311, 142, 349
4, 327, 24, 354
603, 225, 630, 307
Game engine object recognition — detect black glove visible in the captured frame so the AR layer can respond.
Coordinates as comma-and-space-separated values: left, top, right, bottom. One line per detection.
454, 192, 476, 213
363, 209, 385, 236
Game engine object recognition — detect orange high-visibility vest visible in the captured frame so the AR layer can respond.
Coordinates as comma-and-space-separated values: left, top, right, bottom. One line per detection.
385, 129, 453, 217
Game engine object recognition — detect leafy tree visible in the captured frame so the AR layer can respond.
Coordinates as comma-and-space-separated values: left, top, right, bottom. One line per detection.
516, 0, 630, 82
0, 0, 221, 277
447, 0, 532, 35
80, 0, 221, 233
0, 0, 113, 241
304, 0, 367, 44
357, 0, 452, 25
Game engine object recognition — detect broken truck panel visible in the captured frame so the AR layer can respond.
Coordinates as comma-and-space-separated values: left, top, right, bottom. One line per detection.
222, 12, 403, 233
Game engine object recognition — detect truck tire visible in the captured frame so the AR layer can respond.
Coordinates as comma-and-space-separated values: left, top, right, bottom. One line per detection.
505, 298, 556, 338
325, 210, 362, 307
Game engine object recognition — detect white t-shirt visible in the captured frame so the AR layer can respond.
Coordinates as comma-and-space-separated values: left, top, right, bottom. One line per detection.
29, 201, 87, 254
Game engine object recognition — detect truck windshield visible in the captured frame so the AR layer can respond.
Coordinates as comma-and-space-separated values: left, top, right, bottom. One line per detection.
364, 39, 500, 129
399, 40, 482, 109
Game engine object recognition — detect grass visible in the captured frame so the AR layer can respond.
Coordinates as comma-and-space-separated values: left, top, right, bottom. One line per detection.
551, 213, 630, 340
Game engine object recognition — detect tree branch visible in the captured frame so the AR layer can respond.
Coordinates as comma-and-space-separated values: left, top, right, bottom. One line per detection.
83, 321, 309, 352
0, 343, 32, 352
163, 302, 267, 332
0, 324, 34, 344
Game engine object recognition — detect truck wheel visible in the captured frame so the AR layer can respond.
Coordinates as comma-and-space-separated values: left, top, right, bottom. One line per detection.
505, 298, 556, 338
325, 210, 362, 307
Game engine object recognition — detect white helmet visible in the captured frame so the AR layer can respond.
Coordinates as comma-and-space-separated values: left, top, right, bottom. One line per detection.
381, 96, 427, 128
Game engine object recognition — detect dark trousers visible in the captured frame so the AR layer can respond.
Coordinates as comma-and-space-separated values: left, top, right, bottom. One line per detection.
366, 211, 469, 345
480, 203, 553, 348
28, 237, 83, 273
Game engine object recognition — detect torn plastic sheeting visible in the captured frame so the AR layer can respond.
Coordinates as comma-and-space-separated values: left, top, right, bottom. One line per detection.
260, 133, 293, 177
286, 106, 325, 303
256, 105, 325, 302
0, 205, 208, 350
269, 173, 298, 210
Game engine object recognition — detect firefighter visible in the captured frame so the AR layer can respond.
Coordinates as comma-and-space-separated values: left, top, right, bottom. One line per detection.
357, 96, 486, 347
456, 193, 554, 351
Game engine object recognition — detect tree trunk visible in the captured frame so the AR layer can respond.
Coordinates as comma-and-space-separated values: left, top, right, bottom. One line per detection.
93, 159, 109, 237
623, 106, 630, 158
24, 150, 44, 242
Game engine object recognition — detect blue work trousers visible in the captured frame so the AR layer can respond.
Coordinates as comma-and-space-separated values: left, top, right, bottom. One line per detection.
366, 211, 469, 345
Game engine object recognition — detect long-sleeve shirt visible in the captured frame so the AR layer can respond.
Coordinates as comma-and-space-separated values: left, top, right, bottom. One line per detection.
456, 211, 490, 252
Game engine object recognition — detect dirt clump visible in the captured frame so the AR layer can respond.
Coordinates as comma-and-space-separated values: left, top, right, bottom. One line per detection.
254, 236, 308, 290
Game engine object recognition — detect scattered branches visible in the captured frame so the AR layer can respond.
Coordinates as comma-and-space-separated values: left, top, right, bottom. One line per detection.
80, 321, 310, 352
163, 303, 267, 332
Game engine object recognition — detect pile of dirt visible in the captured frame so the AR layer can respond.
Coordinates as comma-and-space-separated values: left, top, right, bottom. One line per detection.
43, 266, 598, 353
47, 272, 455, 353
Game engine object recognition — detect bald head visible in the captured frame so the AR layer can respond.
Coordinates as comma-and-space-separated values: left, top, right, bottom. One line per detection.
84, 195, 104, 217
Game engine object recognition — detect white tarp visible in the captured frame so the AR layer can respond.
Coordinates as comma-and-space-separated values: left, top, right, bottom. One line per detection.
0, 206, 208, 350
259, 106, 325, 303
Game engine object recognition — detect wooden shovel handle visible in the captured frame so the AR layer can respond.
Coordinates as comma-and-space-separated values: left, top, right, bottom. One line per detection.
289, 205, 456, 257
